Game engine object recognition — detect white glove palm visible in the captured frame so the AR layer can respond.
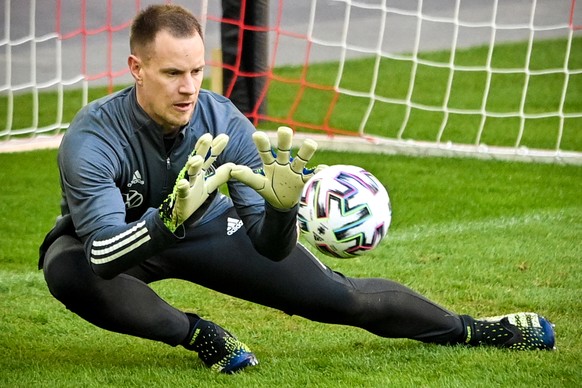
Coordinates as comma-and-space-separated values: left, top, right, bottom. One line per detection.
160, 133, 233, 232
231, 126, 325, 210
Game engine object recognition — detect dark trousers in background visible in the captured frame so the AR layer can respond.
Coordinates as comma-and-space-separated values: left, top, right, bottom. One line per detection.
221, 0, 269, 123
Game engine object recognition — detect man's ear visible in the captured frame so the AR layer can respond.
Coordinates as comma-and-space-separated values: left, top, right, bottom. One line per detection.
128, 55, 143, 85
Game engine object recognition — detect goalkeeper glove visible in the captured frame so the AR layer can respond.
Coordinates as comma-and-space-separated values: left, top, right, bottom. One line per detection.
231, 126, 326, 210
160, 133, 233, 232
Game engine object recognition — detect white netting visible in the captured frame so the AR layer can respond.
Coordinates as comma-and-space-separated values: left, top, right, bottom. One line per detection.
1, 0, 581, 164
290, 0, 582, 163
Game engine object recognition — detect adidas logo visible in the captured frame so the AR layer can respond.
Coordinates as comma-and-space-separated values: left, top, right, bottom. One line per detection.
226, 217, 243, 235
128, 170, 145, 187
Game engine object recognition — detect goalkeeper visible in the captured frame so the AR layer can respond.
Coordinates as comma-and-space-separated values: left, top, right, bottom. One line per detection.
38, 4, 555, 375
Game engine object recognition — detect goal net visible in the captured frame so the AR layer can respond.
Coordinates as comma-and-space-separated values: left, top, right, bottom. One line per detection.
1, 0, 581, 164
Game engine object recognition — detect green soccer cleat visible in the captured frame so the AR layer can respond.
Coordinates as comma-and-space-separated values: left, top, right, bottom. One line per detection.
463, 312, 556, 350
189, 319, 258, 374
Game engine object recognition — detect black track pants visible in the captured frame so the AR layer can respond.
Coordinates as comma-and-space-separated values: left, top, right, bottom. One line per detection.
42, 208, 465, 347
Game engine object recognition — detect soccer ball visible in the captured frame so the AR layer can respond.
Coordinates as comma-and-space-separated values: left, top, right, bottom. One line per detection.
298, 164, 391, 258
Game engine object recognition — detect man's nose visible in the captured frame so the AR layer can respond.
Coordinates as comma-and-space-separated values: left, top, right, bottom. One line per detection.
180, 74, 197, 95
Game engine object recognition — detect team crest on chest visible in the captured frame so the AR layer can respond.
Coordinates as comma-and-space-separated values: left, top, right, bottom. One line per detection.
123, 190, 144, 209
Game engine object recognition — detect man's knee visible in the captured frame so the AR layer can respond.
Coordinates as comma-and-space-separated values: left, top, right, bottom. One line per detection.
42, 235, 93, 306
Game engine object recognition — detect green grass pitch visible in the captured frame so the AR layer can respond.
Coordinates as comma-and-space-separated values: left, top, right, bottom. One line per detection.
0, 148, 580, 387
0, 37, 581, 387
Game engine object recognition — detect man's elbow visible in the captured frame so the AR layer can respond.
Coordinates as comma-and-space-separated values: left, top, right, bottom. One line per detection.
256, 243, 293, 262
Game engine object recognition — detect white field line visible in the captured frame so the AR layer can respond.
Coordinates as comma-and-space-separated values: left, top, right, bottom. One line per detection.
387, 209, 579, 242
0, 270, 43, 287
0, 211, 577, 285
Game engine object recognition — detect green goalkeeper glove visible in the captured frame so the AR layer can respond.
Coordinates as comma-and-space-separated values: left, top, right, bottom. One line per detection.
160, 133, 233, 232
231, 126, 325, 210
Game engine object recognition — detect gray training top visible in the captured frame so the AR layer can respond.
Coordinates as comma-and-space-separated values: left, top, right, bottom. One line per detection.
56, 86, 297, 278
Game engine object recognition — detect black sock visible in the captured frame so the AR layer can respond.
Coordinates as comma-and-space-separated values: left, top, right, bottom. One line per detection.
181, 312, 201, 350
460, 315, 477, 345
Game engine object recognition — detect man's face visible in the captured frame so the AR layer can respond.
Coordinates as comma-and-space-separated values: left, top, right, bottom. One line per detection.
130, 30, 205, 134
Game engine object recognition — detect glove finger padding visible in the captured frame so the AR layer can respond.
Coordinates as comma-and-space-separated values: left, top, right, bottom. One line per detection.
203, 134, 229, 171
275, 126, 293, 165
252, 131, 276, 166
290, 138, 317, 176
205, 162, 235, 193
193, 133, 213, 159
231, 126, 321, 210
230, 165, 265, 191
172, 175, 203, 227
159, 134, 231, 232
175, 179, 191, 199
186, 155, 204, 184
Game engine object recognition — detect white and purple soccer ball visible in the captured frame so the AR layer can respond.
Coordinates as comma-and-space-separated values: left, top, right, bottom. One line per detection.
298, 164, 392, 258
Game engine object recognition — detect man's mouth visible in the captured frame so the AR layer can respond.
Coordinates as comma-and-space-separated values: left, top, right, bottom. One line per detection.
174, 102, 193, 111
